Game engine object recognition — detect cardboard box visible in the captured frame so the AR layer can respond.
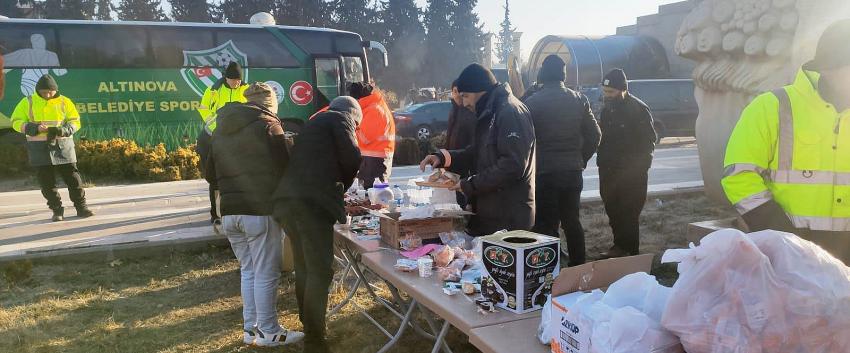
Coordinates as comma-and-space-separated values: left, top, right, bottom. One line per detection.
480, 231, 560, 314
549, 254, 683, 353
374, 211, 458, 249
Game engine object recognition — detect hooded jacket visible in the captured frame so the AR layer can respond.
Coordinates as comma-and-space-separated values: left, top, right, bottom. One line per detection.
11, 93, 80, 167
205, 103, 288, 216
435, 83, 536, 236
273, 101, 362, 224
523, 82, 601, 174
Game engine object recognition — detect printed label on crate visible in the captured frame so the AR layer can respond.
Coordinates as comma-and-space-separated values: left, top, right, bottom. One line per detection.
527, 243, 559, 309
482, 244, 515, 309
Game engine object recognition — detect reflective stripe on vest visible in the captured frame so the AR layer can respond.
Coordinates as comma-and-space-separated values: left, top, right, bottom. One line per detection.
771, 89, 849, 231
734, 190, 773, 214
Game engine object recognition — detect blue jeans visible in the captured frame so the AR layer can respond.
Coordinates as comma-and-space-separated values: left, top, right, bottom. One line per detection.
223, 215, 283, 334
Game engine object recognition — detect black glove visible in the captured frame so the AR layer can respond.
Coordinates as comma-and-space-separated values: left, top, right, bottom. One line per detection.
24, 123, 40, 137
47, 127, 59, 145
741, 200, 795, 233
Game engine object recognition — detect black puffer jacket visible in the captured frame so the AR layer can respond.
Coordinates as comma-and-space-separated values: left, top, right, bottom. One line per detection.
597, 93, 657, 170
205, 103, 289, 216
273, 107, 362, 224
523, 82, 601, 175
436, 84, 536, 236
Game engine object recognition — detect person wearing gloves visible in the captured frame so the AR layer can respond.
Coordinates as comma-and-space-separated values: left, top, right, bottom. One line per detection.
196, 61, 249, 232
349, 82, 396, 189
273, 96, 362, 353
722, 19, 850, 264
596, 68, 657, 259
420, 63, 536, 236
204, 82, 302, 347
10, 74, 93, 222
524, 55, 601, 266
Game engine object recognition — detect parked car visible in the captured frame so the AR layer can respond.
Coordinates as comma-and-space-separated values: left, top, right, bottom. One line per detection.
393, 101, 452, 140
627, 79, 698, 142
581, 79, 698, 142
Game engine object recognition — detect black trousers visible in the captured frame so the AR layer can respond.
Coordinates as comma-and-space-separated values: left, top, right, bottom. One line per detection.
196, 131, 218, 221
599, 166, 649, 255
37, 163, 86, 210
281, 201, 335, 353
532, 172, 585, 266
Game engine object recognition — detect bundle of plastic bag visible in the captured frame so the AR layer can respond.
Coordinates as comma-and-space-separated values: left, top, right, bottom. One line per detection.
661, 229, 850, 353
539, 273, 680, 352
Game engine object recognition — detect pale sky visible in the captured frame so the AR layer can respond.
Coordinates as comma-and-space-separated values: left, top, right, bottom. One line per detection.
415, 0, 684, 59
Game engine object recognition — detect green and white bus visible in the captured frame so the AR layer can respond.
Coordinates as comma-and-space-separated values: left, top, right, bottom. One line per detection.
0, 17, 387, 148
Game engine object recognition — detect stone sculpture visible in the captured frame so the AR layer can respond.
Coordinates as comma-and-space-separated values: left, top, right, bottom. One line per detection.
676, 0, 850, 203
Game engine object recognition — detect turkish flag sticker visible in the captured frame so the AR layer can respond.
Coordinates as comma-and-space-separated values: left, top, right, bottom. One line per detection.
194, 67, 213, 78
289, 81, 314, 106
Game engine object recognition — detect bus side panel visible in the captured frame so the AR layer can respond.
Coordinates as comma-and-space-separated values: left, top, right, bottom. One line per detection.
0, 67, 314, 149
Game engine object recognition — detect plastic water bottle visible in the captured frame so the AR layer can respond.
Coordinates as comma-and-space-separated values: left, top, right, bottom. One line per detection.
392, 185, 404, 209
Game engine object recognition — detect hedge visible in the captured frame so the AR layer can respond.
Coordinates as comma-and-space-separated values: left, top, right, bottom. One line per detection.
0, 139, 199, 182
0, 135, 443, 182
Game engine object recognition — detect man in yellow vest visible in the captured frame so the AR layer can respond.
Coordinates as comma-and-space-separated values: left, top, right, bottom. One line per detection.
722, 19, 850, 264
196, 61, 249, 232
11, 74, 92, 222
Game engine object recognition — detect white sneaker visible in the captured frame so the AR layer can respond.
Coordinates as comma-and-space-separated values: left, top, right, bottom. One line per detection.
255, 329, 305, 347
243, 327, 257, 345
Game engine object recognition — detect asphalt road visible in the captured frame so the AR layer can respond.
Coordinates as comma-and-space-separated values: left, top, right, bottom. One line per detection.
389, 146, 703, 196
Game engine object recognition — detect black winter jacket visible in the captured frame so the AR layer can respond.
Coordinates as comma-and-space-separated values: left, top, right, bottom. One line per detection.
597, 93, 657, 170
273, 109, 362, 224
436, 84, 536, 236
523, 82, 601, 175
205, 103, 289, 216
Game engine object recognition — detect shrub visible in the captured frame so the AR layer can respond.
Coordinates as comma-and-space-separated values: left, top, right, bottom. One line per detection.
0, 144, 30, 177
76, 139, 201, 182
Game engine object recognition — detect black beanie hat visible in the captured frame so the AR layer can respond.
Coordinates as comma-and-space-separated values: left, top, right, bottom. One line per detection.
603, 68, 628, 91
456, 63, 498, 93
224, 61, 243, 79
36, 74, 58, 91
348, 82, 374, 100
539, 55, 566, 83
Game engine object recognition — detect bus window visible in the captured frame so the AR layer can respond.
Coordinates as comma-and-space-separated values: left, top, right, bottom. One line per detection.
315, 58, 340, 103
0, 24, 58, 68
59, 26, 149, 68
215, 29, 298, 68
149, 27, 215, 67
342, 56, 364, 84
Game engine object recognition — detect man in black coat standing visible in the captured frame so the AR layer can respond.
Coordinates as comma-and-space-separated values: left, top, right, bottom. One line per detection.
524, 55, 601, 266
597, 69, 657, 259
272, 96, 362, 353
420, 63, 536, 236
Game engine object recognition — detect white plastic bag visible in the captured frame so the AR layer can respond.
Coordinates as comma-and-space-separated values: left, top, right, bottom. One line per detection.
661, 229, 850, 353
538, 294, 553, 345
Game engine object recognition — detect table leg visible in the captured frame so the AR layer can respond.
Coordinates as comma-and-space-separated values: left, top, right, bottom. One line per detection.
430, 320, 452, 353
376, 298, 419, 353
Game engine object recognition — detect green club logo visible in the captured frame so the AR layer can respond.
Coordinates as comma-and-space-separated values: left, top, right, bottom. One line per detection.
180, 41, 249, 97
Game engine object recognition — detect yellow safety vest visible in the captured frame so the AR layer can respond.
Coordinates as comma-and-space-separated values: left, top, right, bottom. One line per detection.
722, 69, 850, 231
10, 94, 80, 141
198, 80, 248, 134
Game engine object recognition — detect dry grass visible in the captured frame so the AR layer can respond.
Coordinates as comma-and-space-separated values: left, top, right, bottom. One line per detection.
0, 193, 734, 352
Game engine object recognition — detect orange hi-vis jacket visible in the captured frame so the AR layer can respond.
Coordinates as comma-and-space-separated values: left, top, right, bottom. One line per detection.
356, 91, 396, 158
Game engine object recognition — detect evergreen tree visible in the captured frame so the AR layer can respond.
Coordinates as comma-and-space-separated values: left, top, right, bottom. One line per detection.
496, 0, 515, 64
95, 0, 115, 20
423, 0, 454, 87
330, 0, 377, 38
117, 0, 169, 21
377, 0, 426, 92
41, 0, 96, 19
0, 0, 34, 18
170, 0, 212, 22
451, 0, 485, 75
219, 0, 273, 23
276, 0, 330, 27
